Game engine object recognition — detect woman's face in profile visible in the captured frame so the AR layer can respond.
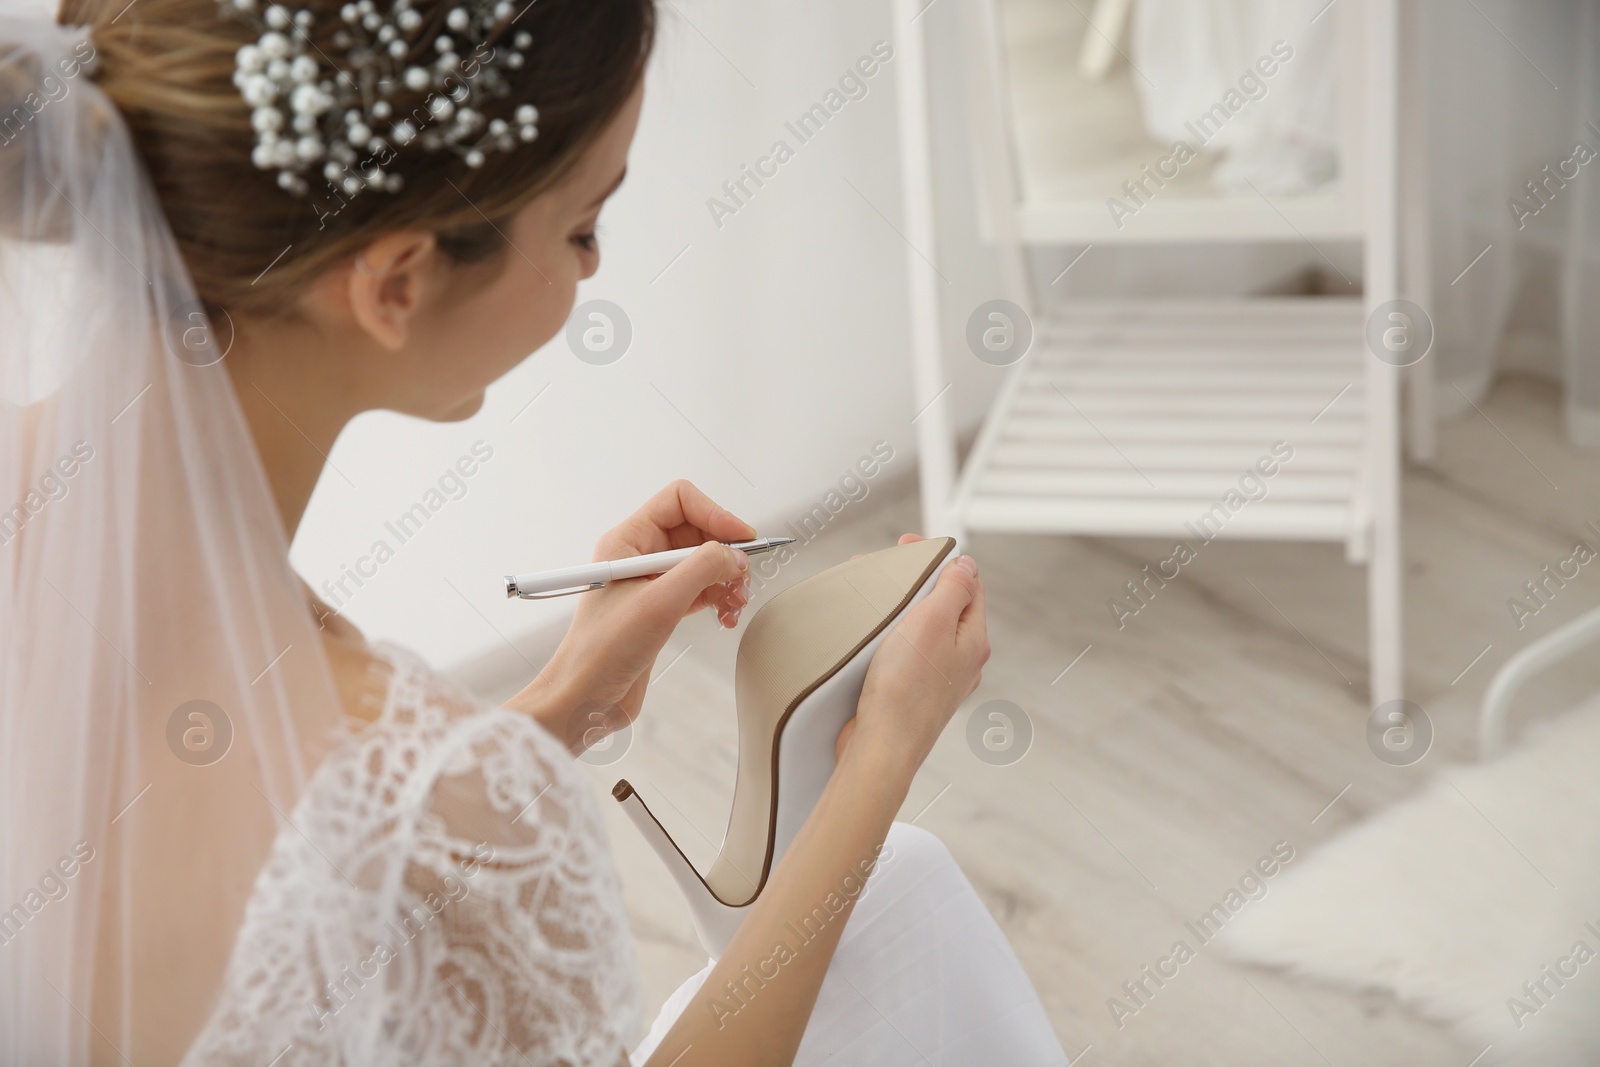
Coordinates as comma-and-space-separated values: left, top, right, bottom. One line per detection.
401, 80, 643, 422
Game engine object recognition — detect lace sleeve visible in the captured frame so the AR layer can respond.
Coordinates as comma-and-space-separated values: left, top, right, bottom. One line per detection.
181, 642, 643, 1067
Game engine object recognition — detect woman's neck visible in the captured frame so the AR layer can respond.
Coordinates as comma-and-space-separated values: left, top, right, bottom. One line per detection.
225, 318, 361, 541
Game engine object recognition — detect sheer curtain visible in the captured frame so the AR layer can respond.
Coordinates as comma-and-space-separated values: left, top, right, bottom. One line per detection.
1129, 0, 1341, 195
1123, 0, 1600, 446
1417, 0, 1600, 444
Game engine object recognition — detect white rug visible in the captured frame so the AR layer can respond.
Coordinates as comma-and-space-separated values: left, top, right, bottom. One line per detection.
1216, 694, 1600, 1066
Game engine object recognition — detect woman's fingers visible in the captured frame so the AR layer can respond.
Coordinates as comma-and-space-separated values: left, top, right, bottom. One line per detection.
636, 539, 750, 630
708, 574, 752, 626
597, 479, 756, 559
952, 560, 990, 689
645, 479, 754, 543
851, 553, 987, 773
923, 556, 978, 637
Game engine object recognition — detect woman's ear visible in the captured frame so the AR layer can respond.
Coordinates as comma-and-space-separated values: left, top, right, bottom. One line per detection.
346, 230, 437, 351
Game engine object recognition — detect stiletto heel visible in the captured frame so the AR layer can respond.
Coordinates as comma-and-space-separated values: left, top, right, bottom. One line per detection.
616, 535, 960, 958
613, 780, 750, 957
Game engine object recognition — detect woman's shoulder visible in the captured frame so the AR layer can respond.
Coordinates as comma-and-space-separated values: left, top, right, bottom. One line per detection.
335, 635, 582, 818
306, 583, 552, 750
295, 581, 603, 867
302, 580, 395, 724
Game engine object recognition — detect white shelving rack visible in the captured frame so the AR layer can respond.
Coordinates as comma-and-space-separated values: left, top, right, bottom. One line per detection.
891, 0, 1406, 703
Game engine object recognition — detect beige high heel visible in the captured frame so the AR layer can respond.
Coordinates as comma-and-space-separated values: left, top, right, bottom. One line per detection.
614, 535, 960, 958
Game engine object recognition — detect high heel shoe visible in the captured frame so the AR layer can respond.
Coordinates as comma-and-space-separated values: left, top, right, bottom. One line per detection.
613, 535, 959, 959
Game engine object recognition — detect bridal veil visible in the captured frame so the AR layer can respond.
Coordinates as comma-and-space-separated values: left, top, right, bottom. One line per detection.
1, 14, 349, 1062
1, 19, 643, 1064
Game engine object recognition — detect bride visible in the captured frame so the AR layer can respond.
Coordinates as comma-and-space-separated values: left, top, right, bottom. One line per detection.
0, 1, 1065, 1064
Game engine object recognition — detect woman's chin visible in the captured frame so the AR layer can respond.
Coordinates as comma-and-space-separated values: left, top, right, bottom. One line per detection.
433, 390, 486, 422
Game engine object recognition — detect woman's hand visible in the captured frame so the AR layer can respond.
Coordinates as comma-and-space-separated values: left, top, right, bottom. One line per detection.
505, 479, 755, 754
834, 534, 989, 784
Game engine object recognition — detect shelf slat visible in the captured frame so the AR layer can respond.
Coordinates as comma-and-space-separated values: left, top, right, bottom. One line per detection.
990, 440, 1361, 473
964, 495, 1352, 541
955, 298, 1368, 545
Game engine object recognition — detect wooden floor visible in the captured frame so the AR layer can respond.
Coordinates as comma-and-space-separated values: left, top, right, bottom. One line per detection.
485, 374, 1600, 1064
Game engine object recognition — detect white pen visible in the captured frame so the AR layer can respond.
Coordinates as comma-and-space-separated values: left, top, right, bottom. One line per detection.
504, 536, 798, 599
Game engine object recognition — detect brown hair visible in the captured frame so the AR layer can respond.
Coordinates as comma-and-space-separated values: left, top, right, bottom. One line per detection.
53, 0, 654, 316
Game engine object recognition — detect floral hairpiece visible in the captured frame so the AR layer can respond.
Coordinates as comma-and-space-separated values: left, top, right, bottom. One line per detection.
218, 0, 540, 198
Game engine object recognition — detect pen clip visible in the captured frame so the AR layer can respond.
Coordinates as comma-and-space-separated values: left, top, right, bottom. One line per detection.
507, 580, 607, 600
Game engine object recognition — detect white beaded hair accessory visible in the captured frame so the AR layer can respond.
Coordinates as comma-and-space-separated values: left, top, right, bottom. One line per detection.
218, 0, 541, 198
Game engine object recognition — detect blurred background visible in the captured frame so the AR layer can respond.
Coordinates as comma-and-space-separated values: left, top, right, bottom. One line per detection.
288, 0, 1600, 1063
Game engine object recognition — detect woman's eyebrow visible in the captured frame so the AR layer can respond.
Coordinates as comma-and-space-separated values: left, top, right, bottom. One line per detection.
586, 167, 627, 210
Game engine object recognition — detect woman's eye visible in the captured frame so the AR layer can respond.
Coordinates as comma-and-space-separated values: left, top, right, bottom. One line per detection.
573, 231, 598, 253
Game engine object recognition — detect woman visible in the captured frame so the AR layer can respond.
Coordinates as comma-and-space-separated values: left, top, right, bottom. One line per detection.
0, 1, 1064, 1063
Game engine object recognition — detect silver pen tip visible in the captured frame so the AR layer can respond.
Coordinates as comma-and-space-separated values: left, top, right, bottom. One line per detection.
767, 536, 798, 547
503, 575, 518, 599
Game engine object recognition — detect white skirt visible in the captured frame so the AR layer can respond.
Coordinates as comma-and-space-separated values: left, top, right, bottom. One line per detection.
630, 822, 1068, 1066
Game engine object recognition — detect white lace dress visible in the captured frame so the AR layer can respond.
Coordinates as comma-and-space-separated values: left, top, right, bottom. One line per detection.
181, 640, 643, 1067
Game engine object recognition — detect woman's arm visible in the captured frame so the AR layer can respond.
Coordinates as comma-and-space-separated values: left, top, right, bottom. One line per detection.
642, 550, 988, 1067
